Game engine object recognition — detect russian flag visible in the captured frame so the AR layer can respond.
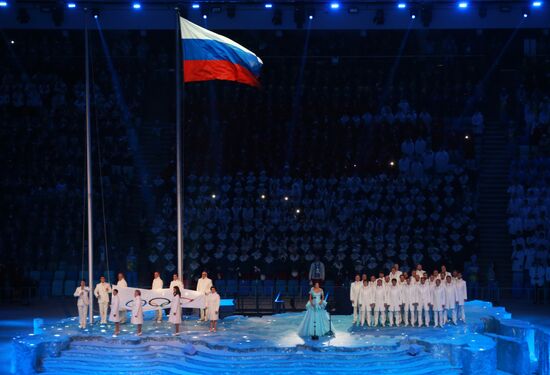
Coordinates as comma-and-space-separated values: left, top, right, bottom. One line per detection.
180, 17, 263, 88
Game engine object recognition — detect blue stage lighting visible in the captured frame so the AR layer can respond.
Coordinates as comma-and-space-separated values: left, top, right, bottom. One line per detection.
309, 15, 313, 19
411, 13, 416, 19
265, 3, 273, 8
0, 1, 8, 7
94, 14, 98, 19
523, 12, 528, 17
192, 3, 200, 9
203, 14, 207, 19
458, 1, 468, 8
67, 2, 76, 8
532, 1, 542, 6
398, 3, 407, 9
132, 2, 141, 9
330, 2, 340, 10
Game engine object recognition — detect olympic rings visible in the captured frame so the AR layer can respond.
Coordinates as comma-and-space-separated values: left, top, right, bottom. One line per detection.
148, 297, 171, 307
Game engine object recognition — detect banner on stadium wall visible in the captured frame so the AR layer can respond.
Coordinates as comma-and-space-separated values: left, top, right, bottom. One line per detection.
115, 287, 206, 311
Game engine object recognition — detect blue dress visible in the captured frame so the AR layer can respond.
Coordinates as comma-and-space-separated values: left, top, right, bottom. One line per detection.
298, 289, 333, 337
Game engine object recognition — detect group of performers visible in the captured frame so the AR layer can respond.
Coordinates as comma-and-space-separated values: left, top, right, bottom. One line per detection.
73, 271, 220, 336
349, 264, 468, 328
73, 264, 467, 339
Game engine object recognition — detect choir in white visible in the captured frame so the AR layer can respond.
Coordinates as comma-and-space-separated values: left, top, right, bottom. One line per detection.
350, 264, 467, 328
74, 271, 220, 336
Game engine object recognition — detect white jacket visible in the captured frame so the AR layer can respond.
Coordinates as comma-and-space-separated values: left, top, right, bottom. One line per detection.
402, 284, 419, 305
197, 277, 213, 294
443, 282, 457, 307
418, 283, 432, 306
373, 285, 386, 311
74, 287, 90, 306
358, 285, 374, 309
152, 277, 164, 290
349, 281, 362, 306
455, 279, 467, 305
109, 295, 121, 322
170, 280, 184, 292
432, 286, 445, 311
94, 282, 111, 304
131, 296, 144, 325
386, 285, 402, 311
168, 295, 182, 324
116, 279, 128, 288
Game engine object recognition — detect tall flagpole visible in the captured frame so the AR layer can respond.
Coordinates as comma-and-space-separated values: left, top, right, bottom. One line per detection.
84, 10, 94, 325
175, 10, 184, 282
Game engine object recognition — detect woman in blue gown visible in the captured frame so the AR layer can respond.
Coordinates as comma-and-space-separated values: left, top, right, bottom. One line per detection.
298, 282, 333, 337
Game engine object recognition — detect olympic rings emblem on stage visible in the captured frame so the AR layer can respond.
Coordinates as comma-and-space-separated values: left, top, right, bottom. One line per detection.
148, 297, 171, 308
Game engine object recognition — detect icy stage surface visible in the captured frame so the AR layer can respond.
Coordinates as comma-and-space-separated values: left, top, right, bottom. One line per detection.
12, 301, 550, 375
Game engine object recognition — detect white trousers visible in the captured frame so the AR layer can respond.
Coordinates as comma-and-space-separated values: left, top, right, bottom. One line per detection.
404, 305, 416, 325
419, 304, 430, 326
155, 308, 163, 321
434, 310, 443, 327
444, 308, 457, 324
388, 310, 401, 326
78, 305, 88, 328
99, 302, 109, 323
374, 310, 386, 327
360, 306, 372, 326
457, 304, 466, 321
352, 303, 359, 323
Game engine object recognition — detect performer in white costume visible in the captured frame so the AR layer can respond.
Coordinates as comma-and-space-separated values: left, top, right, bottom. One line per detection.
455, 273, 468, 322
443, 275, 458, 325
169, 286, 183, 335
386, 279, 402, 327
373, 279, 387, 327
350, 274, 362, 324
109, 289, 121, 336
94, 276, 112, 324
418, 277, 432, 327
206, 286, 221, 332
170, 273, 184, 293
131, 290, 144, 336
432, 279, 445, 328
403, 278, 419, 326
115, 273, 128, 323
152, 272, 164, 323
73, 280, 90, 329
197, 271, 213, 321
358, 279, 374, 326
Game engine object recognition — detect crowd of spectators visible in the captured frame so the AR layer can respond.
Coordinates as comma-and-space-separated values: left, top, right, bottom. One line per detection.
0, 32, 139, 291
147, 159, 477, 281
508, 158, 550, 302
6, 28, 548, 292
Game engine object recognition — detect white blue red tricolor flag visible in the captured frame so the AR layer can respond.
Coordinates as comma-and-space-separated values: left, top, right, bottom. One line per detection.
180, 17, 263, 88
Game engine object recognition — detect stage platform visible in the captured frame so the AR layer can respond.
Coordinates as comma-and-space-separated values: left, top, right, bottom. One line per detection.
12, 301, 550, 374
